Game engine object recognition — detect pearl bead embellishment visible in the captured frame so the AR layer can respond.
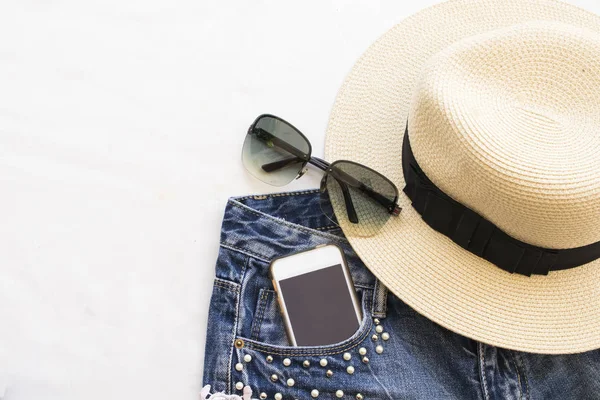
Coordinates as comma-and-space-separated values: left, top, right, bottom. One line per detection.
376, 345, 384, 354
235, 382, 244, 390
243, 354, 252, 363
347, 365, 355, 374
343, 352, 351, 361
235, 363, 243, 371
336, 390, 344, 398
311, 389, 319, 398
283, 358, 291, 366
320, 358, 328, 367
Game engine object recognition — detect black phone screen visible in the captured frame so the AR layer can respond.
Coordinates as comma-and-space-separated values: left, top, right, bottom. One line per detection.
278, 264, 360, 346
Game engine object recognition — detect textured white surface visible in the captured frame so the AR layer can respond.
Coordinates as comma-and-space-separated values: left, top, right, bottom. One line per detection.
0, 0, 598, 399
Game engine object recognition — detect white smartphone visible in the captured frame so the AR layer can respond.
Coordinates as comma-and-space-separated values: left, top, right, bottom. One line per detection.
269, 244, 362, 347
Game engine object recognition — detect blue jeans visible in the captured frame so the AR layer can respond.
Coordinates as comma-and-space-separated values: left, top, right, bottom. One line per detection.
203, 189, 600, 399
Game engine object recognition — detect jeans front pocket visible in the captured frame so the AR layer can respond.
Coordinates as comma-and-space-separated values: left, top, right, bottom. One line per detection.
230, 289, 379, 399
240, 287, 374, 357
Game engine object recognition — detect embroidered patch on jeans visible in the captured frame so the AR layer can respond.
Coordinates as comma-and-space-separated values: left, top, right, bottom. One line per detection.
201, 385, 257, 400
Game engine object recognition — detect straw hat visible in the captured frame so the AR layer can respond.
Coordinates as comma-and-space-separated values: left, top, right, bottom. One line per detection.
324, 0, 600, 354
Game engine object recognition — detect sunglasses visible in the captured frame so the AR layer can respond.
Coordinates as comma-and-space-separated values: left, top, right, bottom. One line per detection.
242, 114, 401, 226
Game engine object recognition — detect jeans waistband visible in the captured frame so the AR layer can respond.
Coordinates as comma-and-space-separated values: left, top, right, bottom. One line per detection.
218, 189, 380, 292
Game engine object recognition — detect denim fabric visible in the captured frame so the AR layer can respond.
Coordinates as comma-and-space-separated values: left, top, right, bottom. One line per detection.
202, 189, 600, 400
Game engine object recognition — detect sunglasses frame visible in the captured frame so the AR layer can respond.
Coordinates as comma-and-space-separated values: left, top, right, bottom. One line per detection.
247, 114, 402, 223
248, 114, 312, 175
325, 159, 402, 219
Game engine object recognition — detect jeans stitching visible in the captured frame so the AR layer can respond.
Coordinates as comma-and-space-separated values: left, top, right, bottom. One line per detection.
383, 287, 388, 316
228, 201, 349, 244
235, 291, 374, 356
213, 278, 241, 293
510, 353, 523, 400
250, 289, 270, 341
228, 256, 248, 393
213, 283, 238, 293
233, 189, 321, 202
515, 352, 530, 400
220, 243, 270, 263
255, 290, 269, 339
268, 190, 321, 198
230, 199, 348, 242
372, 280, 388, 318
315, 225, 339, 231
478, 343, 490, 400
219, 244, 376, 291
372, 280, 378, 316
240, 320, 373, 356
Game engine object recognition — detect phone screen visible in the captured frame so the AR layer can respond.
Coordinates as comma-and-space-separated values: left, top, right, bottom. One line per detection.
279, 264, 360, 346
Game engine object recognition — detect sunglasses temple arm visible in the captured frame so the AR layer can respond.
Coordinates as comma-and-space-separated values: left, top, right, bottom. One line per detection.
331, 168, 400, 215
261, 156, 330, 176
339, 180, 359, 223
361, 188, 397, 212
261, 157, 300, 172
261, 156, 327, 173
313, 157, 359, 222
321, 177, 359, 224
253, 128, 310, 159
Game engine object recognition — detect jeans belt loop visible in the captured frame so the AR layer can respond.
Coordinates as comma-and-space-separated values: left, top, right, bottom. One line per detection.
372, 279, 388, 318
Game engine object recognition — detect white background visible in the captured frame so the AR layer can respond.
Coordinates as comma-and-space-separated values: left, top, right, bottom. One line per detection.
0, 1, 598, 399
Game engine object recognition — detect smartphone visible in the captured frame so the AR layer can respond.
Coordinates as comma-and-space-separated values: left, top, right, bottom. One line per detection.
270, 244, 362, 347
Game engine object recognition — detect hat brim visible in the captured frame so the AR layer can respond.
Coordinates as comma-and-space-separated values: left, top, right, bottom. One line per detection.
324, 0, 600, 354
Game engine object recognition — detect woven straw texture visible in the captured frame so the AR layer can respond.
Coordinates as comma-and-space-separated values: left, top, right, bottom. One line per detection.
324, 0, 600, 354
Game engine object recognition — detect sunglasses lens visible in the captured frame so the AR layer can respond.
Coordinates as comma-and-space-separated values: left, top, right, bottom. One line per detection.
320, 161, 398, 234
242, 115, 310, 186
